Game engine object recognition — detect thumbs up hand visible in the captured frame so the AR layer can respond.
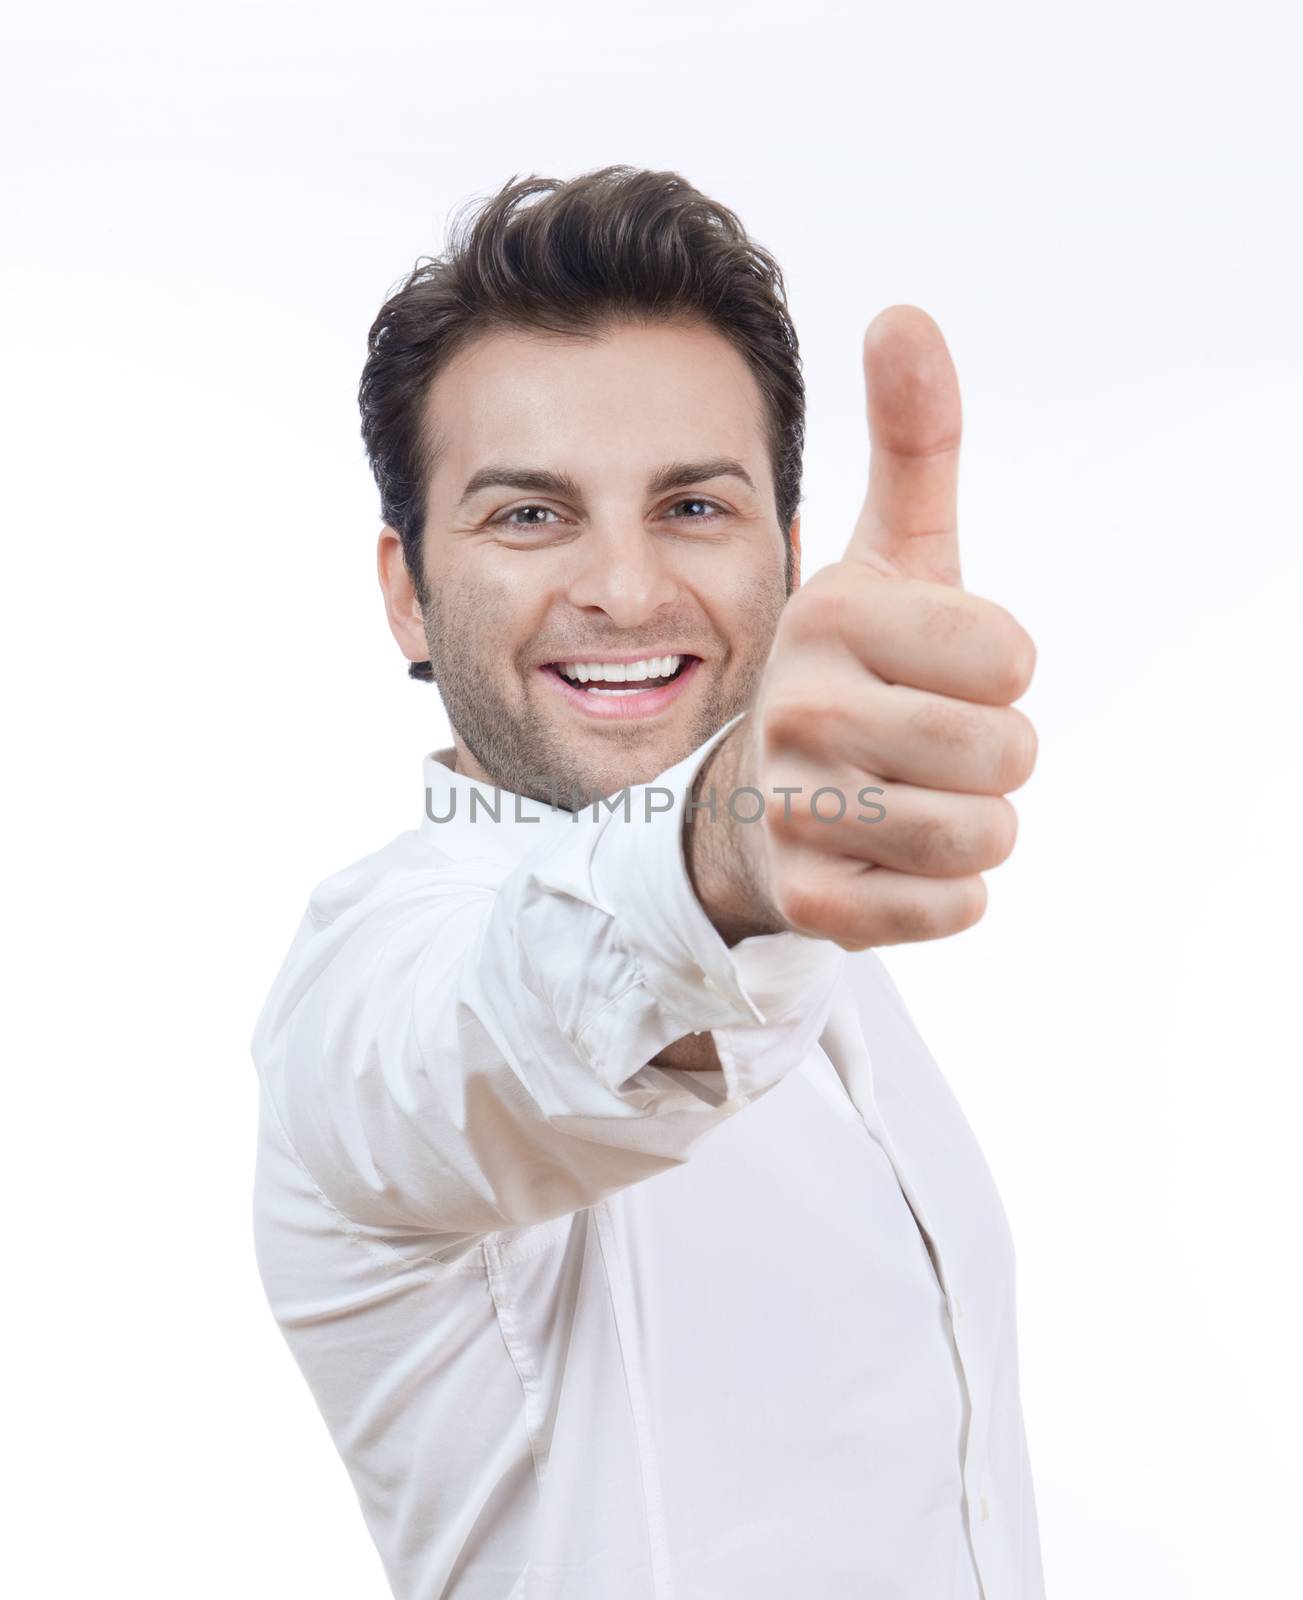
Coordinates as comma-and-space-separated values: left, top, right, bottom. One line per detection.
690, 307, 1038, 950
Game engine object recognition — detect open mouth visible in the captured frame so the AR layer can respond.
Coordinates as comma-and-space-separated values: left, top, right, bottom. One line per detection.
539, 653, 701, 720
547, 654, 692, 693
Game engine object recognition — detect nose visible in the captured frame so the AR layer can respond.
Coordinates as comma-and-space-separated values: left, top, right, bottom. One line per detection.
563, 520, 681, 629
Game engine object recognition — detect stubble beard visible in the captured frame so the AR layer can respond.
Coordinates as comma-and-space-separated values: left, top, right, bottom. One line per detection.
421, 578, 787, 806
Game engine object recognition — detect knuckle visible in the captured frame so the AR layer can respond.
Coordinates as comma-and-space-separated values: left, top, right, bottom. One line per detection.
912, 696, 978, 755
764, 799, 808, 847
775, 866, 883, 949
771, 878, 827, 936
903, 811, 961, 875
915, 587, 977, 643
757, 696, 804, 755
786, 569, 849, 640
881, 876, 987, 944
880, 894, 943, 944
758, 694, 842, 759
909, 800, 1017, 874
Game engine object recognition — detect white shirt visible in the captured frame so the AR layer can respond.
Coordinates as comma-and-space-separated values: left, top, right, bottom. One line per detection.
251, 719, 1046, 1600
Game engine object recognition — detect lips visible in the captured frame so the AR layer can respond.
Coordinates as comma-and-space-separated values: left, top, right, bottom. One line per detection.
539, 655, 702, 721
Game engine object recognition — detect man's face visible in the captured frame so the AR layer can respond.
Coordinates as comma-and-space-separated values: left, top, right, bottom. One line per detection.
382, 317, 797, 802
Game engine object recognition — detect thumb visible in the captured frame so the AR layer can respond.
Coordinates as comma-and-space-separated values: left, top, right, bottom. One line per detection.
844, 305, 964, 588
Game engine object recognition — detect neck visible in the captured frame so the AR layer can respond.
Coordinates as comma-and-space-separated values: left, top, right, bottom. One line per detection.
448, 733, 494, 785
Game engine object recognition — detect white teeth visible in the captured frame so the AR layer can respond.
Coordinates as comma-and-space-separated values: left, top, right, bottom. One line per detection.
558, 655, 683, 685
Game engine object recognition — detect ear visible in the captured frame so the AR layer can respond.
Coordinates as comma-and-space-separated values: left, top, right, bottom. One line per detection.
788, 512, 803, 591
377, 527, 431, 667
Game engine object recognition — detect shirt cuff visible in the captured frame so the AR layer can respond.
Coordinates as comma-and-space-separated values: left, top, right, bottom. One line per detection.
573, 716, 847, 1103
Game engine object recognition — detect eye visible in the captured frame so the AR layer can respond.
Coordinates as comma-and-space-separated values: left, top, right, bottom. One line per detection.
490, 504, 563, 528
664, 497, 725, 522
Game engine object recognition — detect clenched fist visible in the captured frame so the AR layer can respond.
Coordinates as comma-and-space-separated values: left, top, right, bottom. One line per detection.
689, 306, 1038, 951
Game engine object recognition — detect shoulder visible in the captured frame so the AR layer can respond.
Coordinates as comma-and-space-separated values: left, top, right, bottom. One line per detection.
252, 831, 502, 1051
304, 829, 503, 933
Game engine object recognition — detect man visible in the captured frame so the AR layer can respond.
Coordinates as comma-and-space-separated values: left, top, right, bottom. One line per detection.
252, 164, 1045, 1599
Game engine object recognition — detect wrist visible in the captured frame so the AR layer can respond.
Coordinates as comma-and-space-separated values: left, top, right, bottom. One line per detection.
683, 719, 785, 947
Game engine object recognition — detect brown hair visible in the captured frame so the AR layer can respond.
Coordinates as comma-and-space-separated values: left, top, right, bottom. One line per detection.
358, 164, 805, 679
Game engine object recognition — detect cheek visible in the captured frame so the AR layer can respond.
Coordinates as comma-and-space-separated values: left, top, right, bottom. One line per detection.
444, 556, 559, 668
489, 564, 557, 640
701, 558, 788, 658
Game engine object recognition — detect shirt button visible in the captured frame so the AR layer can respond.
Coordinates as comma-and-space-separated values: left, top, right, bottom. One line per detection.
979, 1496, 990, 1522
954, 1295, 965, 1321
702, 975, 718, 991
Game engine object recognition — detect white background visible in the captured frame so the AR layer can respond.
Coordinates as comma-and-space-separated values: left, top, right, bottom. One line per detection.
4, 2, 1300, 1594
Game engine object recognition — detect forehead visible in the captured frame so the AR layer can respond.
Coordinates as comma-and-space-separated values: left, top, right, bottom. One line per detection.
423, 318, 770, 497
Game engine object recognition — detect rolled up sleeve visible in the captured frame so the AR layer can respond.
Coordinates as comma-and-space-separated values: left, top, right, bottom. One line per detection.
252, 722, 846, 1252
567, 723, 847, 1105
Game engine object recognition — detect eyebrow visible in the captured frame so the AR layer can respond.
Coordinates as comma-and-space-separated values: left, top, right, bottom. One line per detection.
455, 456, 757, 511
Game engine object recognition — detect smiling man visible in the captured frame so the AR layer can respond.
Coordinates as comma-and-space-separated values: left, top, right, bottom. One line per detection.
380, 301, 792, 806
251, 166, 1046, 1599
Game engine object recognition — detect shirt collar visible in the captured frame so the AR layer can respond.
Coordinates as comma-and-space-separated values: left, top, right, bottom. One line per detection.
419, 746, 595, 868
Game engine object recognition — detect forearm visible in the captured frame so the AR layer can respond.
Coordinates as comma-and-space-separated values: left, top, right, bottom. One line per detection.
683, 716, 786, 948
651, 720, 788, 1073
